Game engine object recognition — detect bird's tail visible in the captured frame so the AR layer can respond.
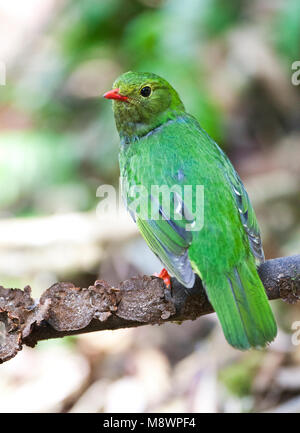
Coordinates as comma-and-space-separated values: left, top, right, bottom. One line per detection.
203, 257, 277, 350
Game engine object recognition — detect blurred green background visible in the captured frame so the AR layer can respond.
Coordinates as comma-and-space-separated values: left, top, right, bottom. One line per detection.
0, 0, 299, 413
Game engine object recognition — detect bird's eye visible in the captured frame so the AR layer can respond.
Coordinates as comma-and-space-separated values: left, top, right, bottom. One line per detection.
140, 86, 152, 97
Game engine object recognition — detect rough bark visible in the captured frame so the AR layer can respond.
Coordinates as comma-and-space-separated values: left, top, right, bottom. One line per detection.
0, 255, 299, 364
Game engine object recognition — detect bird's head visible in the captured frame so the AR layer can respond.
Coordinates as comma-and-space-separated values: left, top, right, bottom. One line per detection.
104, 71, 185, 140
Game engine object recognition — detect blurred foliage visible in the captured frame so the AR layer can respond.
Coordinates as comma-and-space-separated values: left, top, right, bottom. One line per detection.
0, 0, 300, 413
219, 352, 263, 397
275, 0, 300, 64
0, 0, 299, 218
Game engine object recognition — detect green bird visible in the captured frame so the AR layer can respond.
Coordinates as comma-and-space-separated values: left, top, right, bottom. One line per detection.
104, 71, 277, 350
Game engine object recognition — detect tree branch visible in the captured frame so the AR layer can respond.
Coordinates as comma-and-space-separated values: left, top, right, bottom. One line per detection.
0, 255, 299, 363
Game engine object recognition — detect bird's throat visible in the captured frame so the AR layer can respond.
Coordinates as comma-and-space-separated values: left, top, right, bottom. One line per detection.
115, 108, 184, 144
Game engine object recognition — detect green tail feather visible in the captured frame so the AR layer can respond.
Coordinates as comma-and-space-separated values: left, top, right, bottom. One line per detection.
203, 257, 277, 350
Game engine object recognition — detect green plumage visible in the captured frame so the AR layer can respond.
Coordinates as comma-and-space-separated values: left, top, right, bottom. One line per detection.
106, 71, 277, 350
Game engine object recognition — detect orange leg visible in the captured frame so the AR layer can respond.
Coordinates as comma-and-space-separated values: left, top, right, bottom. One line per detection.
155, 268, 171, 288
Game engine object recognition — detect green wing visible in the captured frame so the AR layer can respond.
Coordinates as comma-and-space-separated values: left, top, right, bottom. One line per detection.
125, 189, 195, 288
216, 145, 265, 265
136, 216, 195, 288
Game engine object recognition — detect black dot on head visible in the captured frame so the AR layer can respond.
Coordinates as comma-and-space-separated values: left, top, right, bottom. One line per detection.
140, 86, 152, 97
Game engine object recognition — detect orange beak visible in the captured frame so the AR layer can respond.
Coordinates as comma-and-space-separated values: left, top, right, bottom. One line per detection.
103, 88, 128, 101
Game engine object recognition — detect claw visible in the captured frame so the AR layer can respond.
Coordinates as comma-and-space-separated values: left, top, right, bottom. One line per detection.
154, 268, 171, 288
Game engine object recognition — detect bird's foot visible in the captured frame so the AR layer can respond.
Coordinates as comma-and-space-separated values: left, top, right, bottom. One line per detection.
154, 268, 171, 288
